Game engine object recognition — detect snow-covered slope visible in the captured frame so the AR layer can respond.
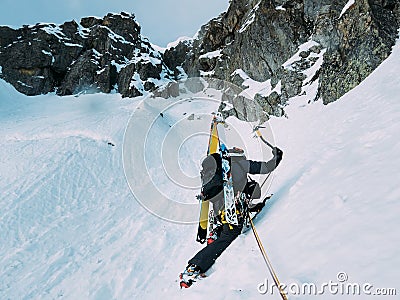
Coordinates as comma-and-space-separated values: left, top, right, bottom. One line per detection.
1, 40, 399, 299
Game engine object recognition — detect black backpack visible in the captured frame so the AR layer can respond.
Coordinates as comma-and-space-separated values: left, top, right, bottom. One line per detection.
200, 150, 262, 202
200, 153, 224, 201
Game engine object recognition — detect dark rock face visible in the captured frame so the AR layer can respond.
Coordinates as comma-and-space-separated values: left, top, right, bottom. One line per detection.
0, 23, 83, 95
0, 12, 172, 97
165, 0, 400, 110
163, 39, 193, 77
318, 0, 400, 103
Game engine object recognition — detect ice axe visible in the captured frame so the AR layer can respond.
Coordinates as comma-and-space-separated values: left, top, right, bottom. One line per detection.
253, 125, 277, 189
253, 125, 275, 150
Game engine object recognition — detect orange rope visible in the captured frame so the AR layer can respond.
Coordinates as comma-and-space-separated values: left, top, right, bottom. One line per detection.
249, 218, 288, 300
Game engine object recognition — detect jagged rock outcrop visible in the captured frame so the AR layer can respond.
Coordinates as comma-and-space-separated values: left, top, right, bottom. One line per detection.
165, 0, 400, 110
0, 12, 173, 96
317, 0, 400, 103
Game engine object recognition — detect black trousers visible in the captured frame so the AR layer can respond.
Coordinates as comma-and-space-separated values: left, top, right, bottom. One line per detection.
188, 223, 243, 272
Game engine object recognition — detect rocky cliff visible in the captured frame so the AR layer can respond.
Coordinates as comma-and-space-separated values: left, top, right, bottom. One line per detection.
1, 1, 399, 113
0, 12, 173, 97
165, 0, 399, 113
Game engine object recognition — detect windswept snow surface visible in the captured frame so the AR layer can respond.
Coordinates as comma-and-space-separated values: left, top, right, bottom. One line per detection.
1, 42, 400, 299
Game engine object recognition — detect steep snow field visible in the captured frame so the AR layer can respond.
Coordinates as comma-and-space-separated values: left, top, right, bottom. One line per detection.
1, 40, 400, 299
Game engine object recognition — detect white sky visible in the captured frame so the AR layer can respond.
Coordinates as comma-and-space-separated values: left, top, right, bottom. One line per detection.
0, 0, 229, 47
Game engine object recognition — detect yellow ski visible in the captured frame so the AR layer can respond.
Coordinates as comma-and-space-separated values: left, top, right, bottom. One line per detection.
196, 115, 221, 243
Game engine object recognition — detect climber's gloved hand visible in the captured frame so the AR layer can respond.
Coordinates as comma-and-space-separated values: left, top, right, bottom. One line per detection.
272, 147, 283, 167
